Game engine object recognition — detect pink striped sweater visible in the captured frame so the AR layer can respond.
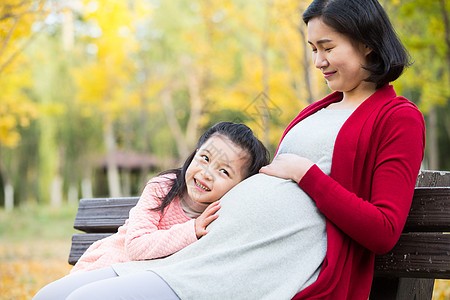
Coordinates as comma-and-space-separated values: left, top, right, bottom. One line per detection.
70, 174, 198, 274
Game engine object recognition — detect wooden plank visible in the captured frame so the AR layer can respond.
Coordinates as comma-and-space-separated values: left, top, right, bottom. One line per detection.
73, 197, 139, 233
72, 187, 450, 233
396, 278, 435, 300
369, 278, 434, 300
374, 233, 450, 279
68, 233, 112, 265
404, 187, 450, 232
416, 170, 450, 187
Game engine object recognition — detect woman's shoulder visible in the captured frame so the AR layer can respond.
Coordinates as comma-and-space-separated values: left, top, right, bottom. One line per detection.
375, 95, 425, 138
385, 95, 424, 121
369, 85, 424, 122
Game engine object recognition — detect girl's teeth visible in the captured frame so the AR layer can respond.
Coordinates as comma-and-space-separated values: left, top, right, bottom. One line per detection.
195, 179, 210, 191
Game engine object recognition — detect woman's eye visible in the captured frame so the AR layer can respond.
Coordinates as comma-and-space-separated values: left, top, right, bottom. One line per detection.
200, 155, 209, 162
325, 48, 332, 52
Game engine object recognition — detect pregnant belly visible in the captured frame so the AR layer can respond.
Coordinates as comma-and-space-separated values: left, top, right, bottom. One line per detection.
208, 173, 326, 241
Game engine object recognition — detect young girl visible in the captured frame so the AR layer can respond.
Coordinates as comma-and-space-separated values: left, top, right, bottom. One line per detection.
69, 121, 269, 274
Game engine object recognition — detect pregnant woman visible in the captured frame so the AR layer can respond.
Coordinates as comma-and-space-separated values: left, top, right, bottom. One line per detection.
33, 0, 425, 299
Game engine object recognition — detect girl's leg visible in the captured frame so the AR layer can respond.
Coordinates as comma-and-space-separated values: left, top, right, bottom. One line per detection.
66, 271, 180, 300
32, 267, 117, 300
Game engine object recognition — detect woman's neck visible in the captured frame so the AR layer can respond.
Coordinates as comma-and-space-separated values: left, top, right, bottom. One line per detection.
329, 82, 377, 110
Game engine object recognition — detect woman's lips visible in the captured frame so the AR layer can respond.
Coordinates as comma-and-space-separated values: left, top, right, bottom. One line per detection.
323, 71, 336, 79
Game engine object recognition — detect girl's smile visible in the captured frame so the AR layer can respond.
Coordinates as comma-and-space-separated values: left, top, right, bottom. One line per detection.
193, 178, 211, 192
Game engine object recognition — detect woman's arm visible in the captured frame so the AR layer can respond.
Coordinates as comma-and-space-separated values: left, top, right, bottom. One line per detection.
124, 177, 198, 260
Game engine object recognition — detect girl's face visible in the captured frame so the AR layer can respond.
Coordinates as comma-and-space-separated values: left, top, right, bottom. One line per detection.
184, 134, 249, 206
307, 17, 375, 99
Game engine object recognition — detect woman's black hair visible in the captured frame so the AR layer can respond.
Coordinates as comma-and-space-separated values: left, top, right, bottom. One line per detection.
302, 0, 411, 88
152, 122, 269, 214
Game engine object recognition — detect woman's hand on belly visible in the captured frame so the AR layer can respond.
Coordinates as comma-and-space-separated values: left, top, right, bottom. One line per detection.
259, 154, 314, 184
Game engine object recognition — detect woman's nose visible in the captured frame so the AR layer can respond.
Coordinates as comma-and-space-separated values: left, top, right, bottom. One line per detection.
313, 52, 328, 69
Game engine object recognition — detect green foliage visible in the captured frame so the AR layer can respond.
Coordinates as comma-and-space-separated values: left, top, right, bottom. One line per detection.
1, 0, 450, 207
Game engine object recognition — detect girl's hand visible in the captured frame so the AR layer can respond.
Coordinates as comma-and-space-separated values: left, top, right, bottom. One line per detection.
195, 201, 221, 239
259, 153, 314, 183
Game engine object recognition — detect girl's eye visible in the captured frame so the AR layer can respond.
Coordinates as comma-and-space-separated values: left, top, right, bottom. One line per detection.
220, 169, 230, 176
200, 155, 209, 162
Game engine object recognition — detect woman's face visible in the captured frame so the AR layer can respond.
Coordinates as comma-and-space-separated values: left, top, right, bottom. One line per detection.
184, 134, 248, 206
307, 17, 374, 97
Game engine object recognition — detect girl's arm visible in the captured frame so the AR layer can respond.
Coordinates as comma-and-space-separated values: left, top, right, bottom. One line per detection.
124, 177, 198, 261
262, 107, 425, 254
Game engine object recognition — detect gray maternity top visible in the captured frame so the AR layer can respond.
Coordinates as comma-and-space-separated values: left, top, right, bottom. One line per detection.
113, 108, 354, 300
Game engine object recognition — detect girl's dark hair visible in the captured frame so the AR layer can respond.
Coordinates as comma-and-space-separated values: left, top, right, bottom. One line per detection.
302, 0, 411, 88
152, 121, 269, 214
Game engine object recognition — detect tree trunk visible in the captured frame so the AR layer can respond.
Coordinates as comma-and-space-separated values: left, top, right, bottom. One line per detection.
161, 87, 190, 158
81, 176, 93, 199
440, 0, 450, 78
104, 120, 121, 198
260, 0, 272, 146
4, 181, 14, 212
439, 0, 450, 144
184, 65, 202, 150
297, 25, 314, 105
122, 169, 131, 197
0, 156, 14, 211
427, 106, 439, 170
68, 183, 78, 205
50, 175, 63, 207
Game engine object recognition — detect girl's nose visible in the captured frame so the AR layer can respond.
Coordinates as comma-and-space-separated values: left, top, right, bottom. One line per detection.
200, 167, 214, 181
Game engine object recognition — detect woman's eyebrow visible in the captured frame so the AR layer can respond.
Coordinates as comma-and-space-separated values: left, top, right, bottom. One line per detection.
308, 38, 333, 45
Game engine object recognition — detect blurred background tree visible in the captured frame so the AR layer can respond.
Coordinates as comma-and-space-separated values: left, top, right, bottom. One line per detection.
388, 0, 450, 171
0, 0, 47, 210
0, 0, 449, 209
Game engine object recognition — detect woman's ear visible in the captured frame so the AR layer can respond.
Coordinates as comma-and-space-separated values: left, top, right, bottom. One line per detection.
362, 44, 373, 56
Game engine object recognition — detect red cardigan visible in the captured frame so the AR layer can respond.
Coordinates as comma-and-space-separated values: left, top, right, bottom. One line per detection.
278, 85, 425, 299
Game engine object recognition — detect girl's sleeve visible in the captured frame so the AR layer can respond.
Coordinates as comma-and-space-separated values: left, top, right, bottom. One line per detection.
124, 177, 198, 260
299, 107, 425, 254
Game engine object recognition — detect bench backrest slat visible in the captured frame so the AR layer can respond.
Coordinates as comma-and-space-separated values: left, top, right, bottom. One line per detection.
404, 187, 450, 232
68, 233, 111, 265
374, 232, 450, 279
72, 187, 450, 234
416, 170, 450, 187
73, 197, 139, 233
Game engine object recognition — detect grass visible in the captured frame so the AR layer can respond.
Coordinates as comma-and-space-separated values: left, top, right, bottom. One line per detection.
0, 203, 449, 299
0, 203, 76, 300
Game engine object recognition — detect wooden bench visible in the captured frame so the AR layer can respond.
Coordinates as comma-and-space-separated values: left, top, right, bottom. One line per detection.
68, 170, 450, 300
